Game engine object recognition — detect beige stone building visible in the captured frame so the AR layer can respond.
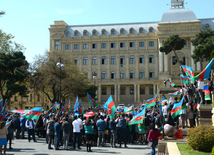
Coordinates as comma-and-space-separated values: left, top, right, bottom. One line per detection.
48, 0, 214, 107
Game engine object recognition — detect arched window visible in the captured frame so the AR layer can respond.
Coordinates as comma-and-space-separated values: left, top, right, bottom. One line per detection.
120, 28, 125, 34
111, 71, 116, 79
92, 71, 97, 77
37, 94, 40, 102
130, 71, 135, 79
149, 27, 154, 33
130, 28, 134, 34
65, 31, 69, 36
111, 29, 115, 35
102, 29, 106, 35
139, 71, 145, 79
101, 71, 107, 79
139, 27, 144, 33
74, 30, 79, 36
205, 24, 210, 30
120, 71, 125, 79
149, 70, 155, 78
92, 29, 97, 35
83, 30, 88, 36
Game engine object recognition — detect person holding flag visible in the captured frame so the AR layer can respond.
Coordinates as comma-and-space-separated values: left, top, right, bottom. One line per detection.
118, 114, 127, 148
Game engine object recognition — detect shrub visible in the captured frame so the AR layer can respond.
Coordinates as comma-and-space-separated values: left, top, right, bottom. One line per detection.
187, 125, 214, 152
212, 146, 214, 155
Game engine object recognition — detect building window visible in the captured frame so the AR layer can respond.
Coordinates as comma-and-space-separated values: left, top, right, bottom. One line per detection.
111, 87, 115, 95
130, 42, 135, 47
111, 71, 116, 79
74, 30, 78, 36
65, 31, 69, 36
139, 71, 145, 78
92, 43, 97, 49
30, 94, 32, 102
139, 55, 145, 63
111, 56, 116, 64
149, 86, 153, 95
130, 28, 134, 34
102, 56, 106, 64
102, 29, 106, 35
83, 44, 88, 49
37, 94, 40, 102
111, 29, 115, 35
149, 55, 154, 63
149, 27, 154, 33
120, 71, 125, 79
120, 42, 125, 48
102, 87, 107, 95
121, 87, 126, 95
205, 24, 210, 30
83, 57, 88, 65
149, 41, 154, 47
55, 41, 60, 50
139, 42, 144, 47
140, 87, 145, 95
85, 72, 88, 79
74, 58, 79, 64
83, 30, 88, 36
149, 71, 155, 78
120, 56, 125, 66
92, 71, 97, 77
172, 56, 177, 65
65, 44, 70, 50
120, 28, 125, 34
139, 27, 144, 33
92, 29, 97, 35
130, 71, 135, 79
111, 43, 116, 48
92, 57, 97, 65
74, 44, 79, 49
101, 43, 106, 48
101, 71, 107, 79
130, 56, 135, 64
130, 87, 134, 95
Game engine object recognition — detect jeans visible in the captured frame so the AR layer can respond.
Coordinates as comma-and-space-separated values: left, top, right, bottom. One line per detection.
27, 129, 36, 142
126, 128, 130, 143
63, 133, 70, 149
110, 130, 116, 146
21, 126, 25, 138
54, 133, 60, 149
73, 132, 80, 149
151, 141, 158, 155
119, 129, 127, 146
97, 131, 105, 147
15, 128, 21, 139
48, 135, 54, 149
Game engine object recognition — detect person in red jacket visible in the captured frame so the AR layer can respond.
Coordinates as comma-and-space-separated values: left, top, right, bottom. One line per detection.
174, 126, 183, 139
148, 123, 161, 155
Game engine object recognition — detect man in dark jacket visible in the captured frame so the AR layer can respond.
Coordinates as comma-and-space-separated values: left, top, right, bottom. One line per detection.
109, 116, 117, 147
14, 114, 21, 139
144, 114, 151, 143
119, 114, 127, 148
54, 118, 61, 150
47, 118, 55, 149
96, 115, 106, 147
208, 78, 213, 104
20, 116, 26, 139
62, 117, 71, 150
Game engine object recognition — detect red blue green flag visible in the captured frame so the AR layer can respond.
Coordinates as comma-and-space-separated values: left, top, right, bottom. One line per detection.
105, 130, 109, 135
129, 107, 145, 125
203, 85, 210, 100
66, 100, 72, 112
124, 105, 134, 113
168, 97, 174, 106
167, 78, 177, 87
162, 93, 167, 99
74, 96, 84, 114
168, 91, 180, 96
180, 74, 192, 84
171, 97, 185, 119
61, 106, 65, 112
143, 94, 157, 107
103, 96, 116, 119
25, 107, 43, 120
159, 100, 168, 106
87, 93, 97, 108
53, 103, 60, 110
181, 65, 194, 78
139, 101, 143, 107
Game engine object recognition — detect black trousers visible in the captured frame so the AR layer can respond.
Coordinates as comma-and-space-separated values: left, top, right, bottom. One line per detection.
27, 129, 36, 142
119, 129, 127, 146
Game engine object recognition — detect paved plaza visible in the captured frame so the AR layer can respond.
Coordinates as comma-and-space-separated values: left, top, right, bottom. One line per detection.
6, 138, 155, 155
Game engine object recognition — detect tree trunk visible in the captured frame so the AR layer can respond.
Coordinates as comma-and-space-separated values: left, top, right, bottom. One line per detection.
200, 58, 203, 72
173, 50, 186, 75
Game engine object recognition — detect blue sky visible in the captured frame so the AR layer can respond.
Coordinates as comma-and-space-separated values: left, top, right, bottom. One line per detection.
1, 0, 213, 63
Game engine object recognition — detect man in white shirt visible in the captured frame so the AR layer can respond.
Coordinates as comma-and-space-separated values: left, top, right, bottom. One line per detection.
72, 116, 81, 150
77, 115, 83, 146
25, 119, 36, 142
162, 103, 168, 119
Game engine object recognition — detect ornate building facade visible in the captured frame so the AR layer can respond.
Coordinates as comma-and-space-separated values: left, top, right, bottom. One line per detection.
48, 0, 214, 107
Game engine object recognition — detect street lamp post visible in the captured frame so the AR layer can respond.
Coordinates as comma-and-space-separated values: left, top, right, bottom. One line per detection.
56, 57, 65, 105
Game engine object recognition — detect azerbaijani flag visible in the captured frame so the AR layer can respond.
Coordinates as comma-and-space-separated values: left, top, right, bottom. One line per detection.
10, 109, 30, 115
5, 120, 12, 127
105, 130, 109, 135
53, 103, 60, 110
66, 100, 72, 112
25, 107, 43, 120
129, 107, 145, 125
61, 106, 65, 112
168, 97, 174, 106
162, 93, 167, 99
87, 93, 98, 108
159, 104, 165, 132
180, 74, 192, 84
74, 96, 84, 114
171, 97, 185, 119
124, 105, 134, 113
181, 65, 194, 78
193, 103, 197, 113
192, 58, 214, 82
2, 99, 7, 121
117, 108, 122, 116
44, 111, 48, 115
203, 85, 210, 100
143, 94, 157, 107
159, 100, 168, 106
103, 96, 116, 119
139, 101, 143, 107
168, 91, 180, 96
138, 123, 145, 130
167, 78, 177, 87
0, 100, 3, 120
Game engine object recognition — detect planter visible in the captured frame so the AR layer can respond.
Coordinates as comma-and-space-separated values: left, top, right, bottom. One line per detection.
197, 104, 213, 126
212, 107, 214, 126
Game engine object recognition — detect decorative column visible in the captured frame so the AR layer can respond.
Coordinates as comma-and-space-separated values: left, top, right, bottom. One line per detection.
107, 56, 110, 79
118, 85, 120, 103
190, 41, 196, 70
97, 56, 101, 79
126, 55, 129, 79
98, 84, 101, 102
159, 41, 164, 72
114, 84, 117, 102
134, 84, 137, 102
116, 55, 120, 79
145, 55, 149, 78
164, 54, 168, 72
153, 84, 156, 96
137, 84, 140, 101
88, 56, 92, 80
135, 54, 139, 79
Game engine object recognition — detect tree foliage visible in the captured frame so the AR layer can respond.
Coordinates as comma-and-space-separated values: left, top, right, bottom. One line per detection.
29, 51, 91, 105
0, 30, 29, 103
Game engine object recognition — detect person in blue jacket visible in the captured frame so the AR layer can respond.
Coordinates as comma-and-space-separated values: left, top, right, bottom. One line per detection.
54, 118, 61, 150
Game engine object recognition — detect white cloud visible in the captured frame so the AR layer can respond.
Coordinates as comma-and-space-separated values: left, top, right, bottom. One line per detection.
31, 14, 45, 18
56, 9, 83, 15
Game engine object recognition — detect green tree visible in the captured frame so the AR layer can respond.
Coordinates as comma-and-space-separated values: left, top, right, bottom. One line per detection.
159, 34, 186, 74
0, 30, 29, 103
191, 29, 214, 71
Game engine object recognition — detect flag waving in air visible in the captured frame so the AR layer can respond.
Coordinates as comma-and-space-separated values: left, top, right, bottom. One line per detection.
1, 99, 7, 121
162, 93, 167, 99
143, 94, 157, 107
74, 96, 84, 114
203, 85, 211, 100
159, 100, 168, 106
25, 107, 43, 120
180, 74, 192, 84
53, 103, 60, 110
171, 97, 185, 119
61, 106, 65, 112
124, 105, 134, 113
139, 101, 143, 107
103, 96, 116, 119
181, 65, 194, 78
168, 91, 180, 96
129, 107, 145, 125
87, 93, 98, 108
168, 97, 174, 106
167, 78, 177, 87
66, 100, 72, 112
